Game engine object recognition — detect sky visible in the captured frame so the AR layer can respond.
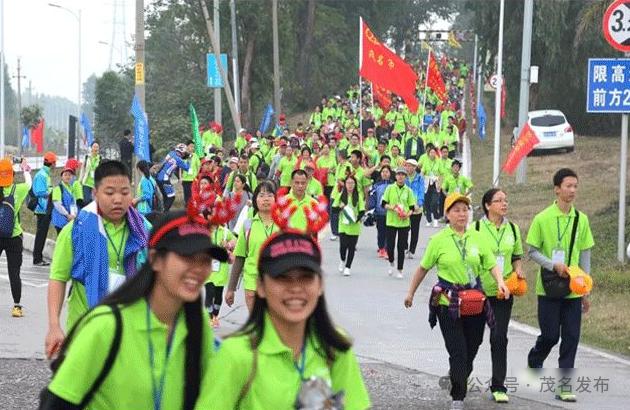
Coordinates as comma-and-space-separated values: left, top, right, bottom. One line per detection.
2, 0, 137, 103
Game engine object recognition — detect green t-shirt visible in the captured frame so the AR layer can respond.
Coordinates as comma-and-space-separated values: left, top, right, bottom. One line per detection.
234, 215, 280, 291
333, 193, 365, 236
419, 156, 441, 178
182, 153, 201, 182
306, 178, 323, 198
208, 226, 237, 287
1, 183, 30, 237
278, 156, 297, 187
194, 313, 371, 410
475, 218, 524, 297
420, 226, 497, 305
49, 299, 214, 409
72, 180, 84, 202
526, 202, 595, 298
82, 154, 101, 188
49, 219, 130, 329
381, 183, 416, 228
225, 170, 258, 193
315, 154, 337, 187
284, 192, 318, 232
442, 174, 473, 195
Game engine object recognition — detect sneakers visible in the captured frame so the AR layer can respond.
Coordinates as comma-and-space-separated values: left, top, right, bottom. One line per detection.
555, 391, 577, 402
406, 251, 414, 259
425, 222, 432, 227
33, 260, 50, 267
329, 235, 338, 241
378, 248, 388, 258
11, 305, 23, 318
211, 316, 220, 328
432, 220, 439, 228
388, 264, 394, 276
343, 267, 351, 277
395, 270, 403, 279
338, 261, 345, 272
492, 391, 509, 403
450, 400, 464, 410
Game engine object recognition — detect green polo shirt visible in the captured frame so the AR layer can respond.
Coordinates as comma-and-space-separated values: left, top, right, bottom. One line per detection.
421, 226, 497, 305
1, 183, 30, 237
526, 202, 594, 298
50, 219, 130, 330
49, 299, 214, 409
72, 180, 84, 202
234, 215, 280, 291
307, 178, 323, 198
315, 154, 336, 187
419, 156, 441, 178
82, 155, 100, 188
182, 153, 201, 182
51, 182, 75, 202
278, 156, 297, 187
475, 218, 523, 297
284, 192, 318, 232
208, 226, 237, 287
442, 174, 473, 195
381, 183, 416, 228
194, 313, 371, 410
333, 193, 365, 236
438, 158, 453, 176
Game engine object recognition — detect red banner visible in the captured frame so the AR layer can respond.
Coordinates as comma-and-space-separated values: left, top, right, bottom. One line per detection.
31, 120, 44, 153
427, 51, 447, 102
359, 18, 419, 113
372, 83, 392, 110
502, 123, 539, 174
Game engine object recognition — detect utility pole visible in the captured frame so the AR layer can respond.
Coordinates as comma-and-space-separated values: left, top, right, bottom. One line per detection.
230, 0, 240, 115
213, 0, 222, 123
13, 58, 26, 154
0, 0, 4, 158
515, 0, 534, 185
272, 0, 281, 115
27, 80, 32, 105
492, 0, 505, 187
134, 0, 145, 186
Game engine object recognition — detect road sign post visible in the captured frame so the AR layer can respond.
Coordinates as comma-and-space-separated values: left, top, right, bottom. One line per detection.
601, 0, 630, 263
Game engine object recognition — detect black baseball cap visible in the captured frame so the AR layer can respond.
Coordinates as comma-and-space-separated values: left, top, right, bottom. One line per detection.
149, 211, 228, 262
258, 231, 322, 277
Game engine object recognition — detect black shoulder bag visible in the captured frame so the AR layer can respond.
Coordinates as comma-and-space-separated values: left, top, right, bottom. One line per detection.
541, 211, 579, 298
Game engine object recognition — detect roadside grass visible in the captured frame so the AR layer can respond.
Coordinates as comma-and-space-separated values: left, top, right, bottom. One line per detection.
470, 131, 630, 356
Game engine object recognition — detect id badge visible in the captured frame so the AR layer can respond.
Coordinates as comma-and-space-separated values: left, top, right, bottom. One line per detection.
212, 260, 221, 272
551, 248, 565, 264
495, 254, 505, 273
466, 266, 476, 287
108, 271, 126, 293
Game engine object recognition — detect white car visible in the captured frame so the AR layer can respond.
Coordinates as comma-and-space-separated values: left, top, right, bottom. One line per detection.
512, 110, 575, 153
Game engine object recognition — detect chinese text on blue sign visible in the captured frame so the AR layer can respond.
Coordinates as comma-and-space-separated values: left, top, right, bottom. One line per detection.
207, 53, 228, 88
587, 58, 630, 113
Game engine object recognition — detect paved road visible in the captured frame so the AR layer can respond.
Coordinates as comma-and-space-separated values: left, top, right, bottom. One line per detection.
2, 222, 629, 409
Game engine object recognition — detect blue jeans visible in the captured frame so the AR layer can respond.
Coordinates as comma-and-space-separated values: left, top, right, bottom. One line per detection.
376, 214, 387, 249
527, 296, 582, 369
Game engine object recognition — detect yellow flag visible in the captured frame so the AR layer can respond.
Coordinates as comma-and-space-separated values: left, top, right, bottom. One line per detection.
448, 31, 462, 48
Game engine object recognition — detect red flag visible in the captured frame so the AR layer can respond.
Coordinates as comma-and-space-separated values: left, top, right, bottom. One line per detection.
359, 18, 419, 113
426, 51, 447, 102
31, 119, 44, 153
502, 123, 539, 174
501, 80, 507, 119
372, 83, 392, 110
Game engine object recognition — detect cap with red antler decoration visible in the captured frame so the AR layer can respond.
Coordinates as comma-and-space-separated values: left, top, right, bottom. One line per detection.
270, 193, 329, 236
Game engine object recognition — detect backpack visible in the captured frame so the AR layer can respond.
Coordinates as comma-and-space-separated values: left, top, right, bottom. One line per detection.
255, 154, 270, 180
0, 185, 17, 238
38, 305, 123, 410
26, 187, 38, 212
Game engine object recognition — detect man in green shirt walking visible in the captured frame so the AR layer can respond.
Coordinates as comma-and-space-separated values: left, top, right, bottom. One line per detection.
526, 168, 594, 403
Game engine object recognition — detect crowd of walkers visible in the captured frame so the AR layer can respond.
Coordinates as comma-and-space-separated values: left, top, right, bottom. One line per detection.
0, 56, 594, 410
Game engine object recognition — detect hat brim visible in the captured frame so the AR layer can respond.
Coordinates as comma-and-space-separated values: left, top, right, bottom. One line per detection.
445, 197, 471, 214
262, 255, 322, 278
157, 236, 228, 262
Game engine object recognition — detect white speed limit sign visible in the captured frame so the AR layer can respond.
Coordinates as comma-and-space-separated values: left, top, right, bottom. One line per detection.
603, 0, 630, 52
489, 74, 501, 89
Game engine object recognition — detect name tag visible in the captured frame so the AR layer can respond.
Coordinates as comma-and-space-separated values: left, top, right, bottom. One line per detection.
551, 249, 565, 264
108, 271, 126, 293
495, 255, 505, 273
212, 260, 221, 272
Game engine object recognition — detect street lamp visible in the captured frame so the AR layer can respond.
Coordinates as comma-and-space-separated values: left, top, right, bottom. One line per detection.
49, 2, 81, 158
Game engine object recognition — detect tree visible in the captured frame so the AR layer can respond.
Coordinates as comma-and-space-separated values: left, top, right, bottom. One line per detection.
20, 105, 43, 129
2, 63, 18, 147
94, 70, 133, 148
82, 74, 98, 122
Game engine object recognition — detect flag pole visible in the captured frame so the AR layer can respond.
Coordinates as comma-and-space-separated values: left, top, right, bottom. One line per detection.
359, 16, 363, 146
422, 47, 431, 128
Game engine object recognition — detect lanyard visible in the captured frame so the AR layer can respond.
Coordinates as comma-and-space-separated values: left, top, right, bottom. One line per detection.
258, 219, 275, 238
556, 214, 573, 245
451, 235, 468, 262
294, 343, 307, 381
104, 224, 127, 272
484, 220, 506, 250
146, 301, 178, 410
395, 184, 407, 204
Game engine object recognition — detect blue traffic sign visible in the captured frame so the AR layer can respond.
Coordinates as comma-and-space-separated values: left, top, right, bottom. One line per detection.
207, 53, 228, 88
587, 58, 630, 113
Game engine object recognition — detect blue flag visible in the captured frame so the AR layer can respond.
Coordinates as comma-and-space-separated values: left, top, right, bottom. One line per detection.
129, 94, 150, 161
80, 113, 94, 147
258, 103, 274, 134
477, 103, 487, 140
21, 127, 30, 148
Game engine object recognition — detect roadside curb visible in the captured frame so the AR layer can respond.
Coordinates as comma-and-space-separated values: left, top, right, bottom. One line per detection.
21, 232, 55, 261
